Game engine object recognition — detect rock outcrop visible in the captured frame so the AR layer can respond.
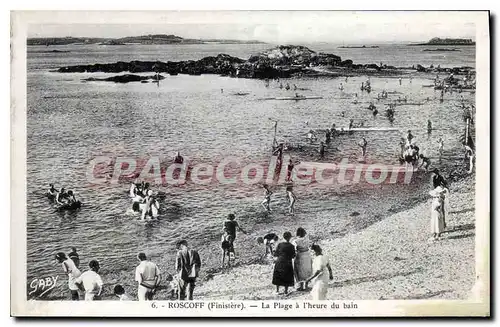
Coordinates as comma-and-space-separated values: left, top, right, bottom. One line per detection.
55, 44, 475, 80
82, 74, 165, 83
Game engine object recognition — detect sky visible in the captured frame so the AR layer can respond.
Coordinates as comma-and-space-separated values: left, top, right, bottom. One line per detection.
25, 11, 479, 44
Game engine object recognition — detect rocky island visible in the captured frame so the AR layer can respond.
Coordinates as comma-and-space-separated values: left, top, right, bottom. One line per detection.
408, 37, 475, 46
55, 44, 475, 83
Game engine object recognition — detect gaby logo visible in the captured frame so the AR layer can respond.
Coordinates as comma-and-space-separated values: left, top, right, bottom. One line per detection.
28, 276, 58, 299
86, 155, 414, 186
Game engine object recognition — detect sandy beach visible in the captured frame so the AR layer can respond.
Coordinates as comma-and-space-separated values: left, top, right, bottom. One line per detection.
194, 174, 476, 301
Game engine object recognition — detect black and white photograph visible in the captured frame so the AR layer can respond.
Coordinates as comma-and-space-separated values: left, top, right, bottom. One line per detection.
10, 10, 490, 317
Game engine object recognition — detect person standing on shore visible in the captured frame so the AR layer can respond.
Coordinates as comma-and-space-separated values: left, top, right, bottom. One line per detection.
431, 169, 449, 228
464, 143, 475, 174
261, 184, 273, 213
68, 247, 80, 268
358, 137, 368, 157
286, 185, 297, 214
306, 244, 333, 300
74, 260, 103, 301
223, 214, 247, 256
272, 232, 296, 295
135, 252, 161, 301
221, 228, 234, 268
55, 252, 82, 300
438, 138, 444, 160
429, 186, 446, 241
175, 240, 201, 301
293, 228, 312, 291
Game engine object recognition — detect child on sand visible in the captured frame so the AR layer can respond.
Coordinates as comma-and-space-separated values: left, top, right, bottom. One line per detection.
221, 228, 234, 268
286, 185, 297, 214
261, 184, 273, 213
257, 233, 279, 259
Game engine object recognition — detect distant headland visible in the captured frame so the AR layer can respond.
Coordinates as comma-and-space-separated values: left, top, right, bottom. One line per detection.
27, 34, 266, 46
408, 37, 475, 46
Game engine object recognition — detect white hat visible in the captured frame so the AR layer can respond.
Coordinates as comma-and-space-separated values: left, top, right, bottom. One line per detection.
429, 186, 446, 197
147, 190, 153, 196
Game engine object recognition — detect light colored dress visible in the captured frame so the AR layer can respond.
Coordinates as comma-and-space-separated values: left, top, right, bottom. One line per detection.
293, 237, 312, 283
430, 188, 446, 234
310, 255, 330, 300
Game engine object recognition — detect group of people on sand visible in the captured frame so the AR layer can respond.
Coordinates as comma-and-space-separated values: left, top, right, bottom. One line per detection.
266, 228, 333, 300
46, 184, 81, 208
223, 219, 333, 300
55, 241, 201, 301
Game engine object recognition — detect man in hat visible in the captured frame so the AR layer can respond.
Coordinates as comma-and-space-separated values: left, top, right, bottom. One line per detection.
175, 240, 201, 300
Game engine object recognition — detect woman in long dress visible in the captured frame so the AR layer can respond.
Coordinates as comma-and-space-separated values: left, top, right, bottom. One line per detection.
293, 228, 312, 291
272, 232, 296, 295
306, 244, 333, 300
430, 186, 446, 240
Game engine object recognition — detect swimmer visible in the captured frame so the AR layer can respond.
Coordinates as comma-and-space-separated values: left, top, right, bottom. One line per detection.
358, 137, 368, 157
339, 83, 344, 91
261, 184, 273, 213
141, 190, 159, 220
286, 185, 297, 214
438, 138, 444, 158
129, 182, 138, 198
66, 190, 78, 204
286, 159, 295, 182
325, 129, 331, 144
174, 151, 184, 164
55, 187, 69, 205
47, 183, 59, 199
319, 141, 325, 159
306, 130, 317, 144
406, 130, 414, 145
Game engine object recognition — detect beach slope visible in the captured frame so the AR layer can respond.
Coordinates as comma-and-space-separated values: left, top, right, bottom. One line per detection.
196, 176, 476, 301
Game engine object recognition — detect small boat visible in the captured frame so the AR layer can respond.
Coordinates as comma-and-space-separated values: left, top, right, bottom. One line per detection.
274, 96, 323, 101
233, 92, 250, 96
57, 201, 82, 211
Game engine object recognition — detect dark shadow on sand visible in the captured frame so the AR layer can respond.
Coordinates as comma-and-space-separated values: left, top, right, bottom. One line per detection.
449, 208, 475, 215
445, 232, 475, 240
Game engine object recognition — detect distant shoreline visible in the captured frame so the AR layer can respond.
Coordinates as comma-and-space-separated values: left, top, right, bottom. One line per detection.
26, 35, 266, 46
338, 45, 379, 49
